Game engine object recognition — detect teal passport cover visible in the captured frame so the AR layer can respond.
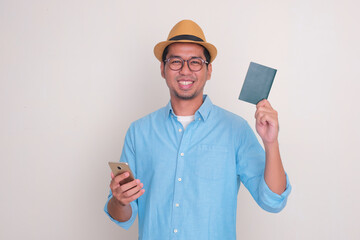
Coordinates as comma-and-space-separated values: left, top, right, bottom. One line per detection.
238, 62, 277, 105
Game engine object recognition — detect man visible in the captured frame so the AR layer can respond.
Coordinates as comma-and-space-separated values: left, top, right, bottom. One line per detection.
105, 20, 291, 239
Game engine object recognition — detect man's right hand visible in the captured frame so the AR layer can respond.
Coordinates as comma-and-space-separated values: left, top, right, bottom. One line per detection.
109, 172, 145, 206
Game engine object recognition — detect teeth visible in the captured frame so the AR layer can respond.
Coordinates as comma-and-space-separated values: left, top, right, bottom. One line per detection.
179, 81, 193, 85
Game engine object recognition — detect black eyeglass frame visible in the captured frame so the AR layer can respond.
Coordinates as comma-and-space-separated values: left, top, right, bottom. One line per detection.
164, 57, 209, 72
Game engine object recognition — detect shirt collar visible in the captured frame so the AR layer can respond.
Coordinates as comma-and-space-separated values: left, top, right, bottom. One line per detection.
164, 95, 213, 121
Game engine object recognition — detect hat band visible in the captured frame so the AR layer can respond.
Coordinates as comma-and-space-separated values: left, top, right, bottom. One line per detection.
169, 34, 204, 42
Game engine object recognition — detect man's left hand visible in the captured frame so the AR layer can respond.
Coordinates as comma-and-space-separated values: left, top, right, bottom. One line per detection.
255, 99, 279, 145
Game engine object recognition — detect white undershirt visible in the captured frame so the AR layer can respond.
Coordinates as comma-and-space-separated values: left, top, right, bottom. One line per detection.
176, 115, 195, 130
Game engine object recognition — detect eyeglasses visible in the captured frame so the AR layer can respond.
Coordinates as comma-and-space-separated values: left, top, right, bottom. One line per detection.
164, 57, 208, 72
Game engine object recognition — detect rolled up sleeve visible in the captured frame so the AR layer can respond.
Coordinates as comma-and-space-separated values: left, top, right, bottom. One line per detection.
103, 192, 138, 230
257, 173, 292, 213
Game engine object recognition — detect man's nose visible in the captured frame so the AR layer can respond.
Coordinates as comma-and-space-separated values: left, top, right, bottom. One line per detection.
179, 60, 192, 74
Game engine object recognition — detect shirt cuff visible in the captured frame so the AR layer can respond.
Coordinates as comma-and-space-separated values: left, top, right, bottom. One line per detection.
258, 172, 292, 213
104, 194, 138, 230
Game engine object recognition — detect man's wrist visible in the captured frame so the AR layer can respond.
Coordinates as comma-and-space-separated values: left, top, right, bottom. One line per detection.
264, 140, 279, 152
110, 196, 128, 208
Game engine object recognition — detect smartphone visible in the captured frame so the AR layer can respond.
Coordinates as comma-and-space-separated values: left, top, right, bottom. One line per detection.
108, 162, 135, 184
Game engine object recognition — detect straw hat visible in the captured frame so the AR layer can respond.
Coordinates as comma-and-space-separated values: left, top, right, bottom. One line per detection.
154, 20, 217, 63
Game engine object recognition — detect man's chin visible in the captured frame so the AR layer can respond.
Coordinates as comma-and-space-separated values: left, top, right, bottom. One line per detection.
174, 92, 197, 100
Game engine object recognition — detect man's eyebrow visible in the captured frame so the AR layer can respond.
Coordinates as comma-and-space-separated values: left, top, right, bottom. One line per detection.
168, 55, 181, 58
168, 55, 203, 59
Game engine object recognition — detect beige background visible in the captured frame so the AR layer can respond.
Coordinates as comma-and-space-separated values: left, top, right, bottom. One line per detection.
1, 0, 359, 239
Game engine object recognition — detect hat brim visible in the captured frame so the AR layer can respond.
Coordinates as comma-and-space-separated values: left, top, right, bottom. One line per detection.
154, 40, 217, 63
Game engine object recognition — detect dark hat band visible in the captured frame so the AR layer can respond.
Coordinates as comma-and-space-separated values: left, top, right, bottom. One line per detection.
169, 34, 204, 42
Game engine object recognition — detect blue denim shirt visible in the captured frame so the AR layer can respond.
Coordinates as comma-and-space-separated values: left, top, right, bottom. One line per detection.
104, 95, 291, 240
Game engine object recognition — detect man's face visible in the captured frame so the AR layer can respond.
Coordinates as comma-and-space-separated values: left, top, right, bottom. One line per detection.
161, 43, 212, 101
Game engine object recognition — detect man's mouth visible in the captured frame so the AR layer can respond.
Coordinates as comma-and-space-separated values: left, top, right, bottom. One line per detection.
179, 81, 194, 86
178, 80, 195, 89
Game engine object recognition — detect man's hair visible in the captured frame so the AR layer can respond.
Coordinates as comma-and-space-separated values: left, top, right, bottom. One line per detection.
162, 44, 211, 66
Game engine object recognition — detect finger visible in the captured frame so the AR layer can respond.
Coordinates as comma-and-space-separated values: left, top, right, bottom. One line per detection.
256, 99, 272, 109
111, 179, 138, 197
123, 188, 145, 204
123, 182, 144, 198
256, 109, 277, 119
109, 172, 131, 190
119, 179, 140, 193
110, 178, 121, 192
256, 115, 266, 126
260, 115, 268, 125
111, 172, 114, 179
256, 106, 273, 116
258, 114, 278, 127
255, 107, 270, 119
113, 172, 130, 184
256, 106, 272, 113
255, 107, 277, 120
256, 99, 267, 108
255, 110, 263, 121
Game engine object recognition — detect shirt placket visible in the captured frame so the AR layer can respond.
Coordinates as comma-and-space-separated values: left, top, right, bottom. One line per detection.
169, 114, 200, 239
168, 115, 189, 239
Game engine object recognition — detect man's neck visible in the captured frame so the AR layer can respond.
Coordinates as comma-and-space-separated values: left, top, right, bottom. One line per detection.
170, 94, 203, 116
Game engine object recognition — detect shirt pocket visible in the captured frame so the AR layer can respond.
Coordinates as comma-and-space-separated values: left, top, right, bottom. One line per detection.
191, 144, 230, 180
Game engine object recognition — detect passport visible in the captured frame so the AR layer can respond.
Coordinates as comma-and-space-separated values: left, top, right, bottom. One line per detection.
238, 62, 277, 105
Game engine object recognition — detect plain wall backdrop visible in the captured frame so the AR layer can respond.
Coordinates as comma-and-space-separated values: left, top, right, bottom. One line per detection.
1, 0, 359, 239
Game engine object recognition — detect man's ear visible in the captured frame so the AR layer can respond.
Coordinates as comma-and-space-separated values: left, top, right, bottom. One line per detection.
161, 62, 165, 79
206, 63, 212, 80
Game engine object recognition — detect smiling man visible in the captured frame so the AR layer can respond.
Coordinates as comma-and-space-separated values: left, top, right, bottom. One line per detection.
105, 20, 292, 240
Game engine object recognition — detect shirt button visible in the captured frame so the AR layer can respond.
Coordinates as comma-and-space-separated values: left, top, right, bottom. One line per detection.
180, 153, 184, 156
198, 118, 201, 121
178, 129, 182, 132
174, 229, 178, 233
175, 203, 180, 207
178, 178, 182, 182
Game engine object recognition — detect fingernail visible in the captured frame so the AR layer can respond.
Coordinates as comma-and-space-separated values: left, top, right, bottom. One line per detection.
136, 179, 140, 184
